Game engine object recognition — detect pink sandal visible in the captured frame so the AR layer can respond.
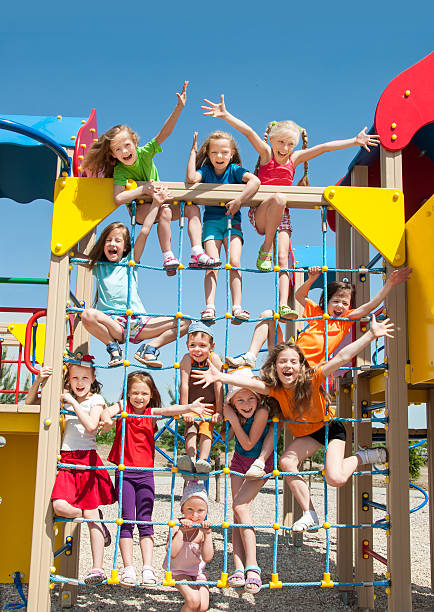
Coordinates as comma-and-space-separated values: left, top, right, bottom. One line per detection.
163, 255, 180, 277
201, 306, 216, 322
189, 252, 221, 268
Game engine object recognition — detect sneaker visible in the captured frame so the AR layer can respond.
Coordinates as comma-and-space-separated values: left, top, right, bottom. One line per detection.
245, 459, 266, 480
177, 455, 195, 473
195, 459, 211, 474
84, 568, 107, 585
292, 510, 319, 533
356, 447, 388, 465
225, 354, 256, 369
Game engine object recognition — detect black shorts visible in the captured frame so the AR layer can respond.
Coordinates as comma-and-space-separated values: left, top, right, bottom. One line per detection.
308, 420, 346, 445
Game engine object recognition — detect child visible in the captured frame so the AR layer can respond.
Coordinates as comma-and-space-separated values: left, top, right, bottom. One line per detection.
25, 364, 53, 404
225, 265, 411, 369
164, 480, 213, 611
192, 315, 393, 531
101, 371, 213, 587
186, 131, 260, 323
179, 322, 223, 476
51, 357, 115, 585
81, 221, 190, 367
83, 82, 219, 274
225, 368, 273, 594
202, 94, 381, 320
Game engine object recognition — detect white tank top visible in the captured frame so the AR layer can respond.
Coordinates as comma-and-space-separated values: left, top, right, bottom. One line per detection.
61, 393, 105, 451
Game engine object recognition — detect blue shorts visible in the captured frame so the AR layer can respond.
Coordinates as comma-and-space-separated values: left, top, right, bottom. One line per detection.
202, 216, 243, 244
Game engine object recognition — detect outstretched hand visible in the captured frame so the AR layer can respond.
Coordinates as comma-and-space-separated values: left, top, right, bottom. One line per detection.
387, 266, 412, 287
191, 131, 198, 152
225, 199, 241, 217
188, 397, 215, 418
176, 81, 189, 108
60, 391, 75, 406
356, 127, 381, 151
201, 94, 227, 118
191, 359, 221, 388
370, 314, 394, 339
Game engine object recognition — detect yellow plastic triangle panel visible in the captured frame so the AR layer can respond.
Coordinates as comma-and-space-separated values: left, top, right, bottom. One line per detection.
51, 177, 117, 256
8, 322, 46, 366
324, 186, 406, 266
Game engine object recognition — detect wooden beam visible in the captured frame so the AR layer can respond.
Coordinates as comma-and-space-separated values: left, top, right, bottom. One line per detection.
27, 254, 69, 612
381, 148, 412, 612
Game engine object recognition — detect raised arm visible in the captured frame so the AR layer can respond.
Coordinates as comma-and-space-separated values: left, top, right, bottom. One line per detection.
25, 365, 52, 405
186, 132, 203, 183
155, 81, 189, 145
321, 315, 394, 378
210, 352, 224, 421
62, 392, 105, 434
349, 267, 412, 319
224, 404, 269, 451
225, 172, 260, 218
202, 94, 271, 163
295, 266, 321, 307
291, 127, 380, 167
191, 359, 270, 395
151, 397, 214, 419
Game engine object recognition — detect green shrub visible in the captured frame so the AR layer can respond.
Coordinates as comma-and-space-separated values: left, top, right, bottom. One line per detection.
409, 442, 427, 481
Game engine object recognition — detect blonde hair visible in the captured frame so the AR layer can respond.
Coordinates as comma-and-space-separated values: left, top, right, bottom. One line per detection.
83, 124, 139, 178
196, 131, 242, 169
255, 121, 309, 186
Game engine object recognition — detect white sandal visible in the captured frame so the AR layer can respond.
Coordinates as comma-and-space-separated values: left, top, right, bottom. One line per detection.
245, 459, 266, 480
201, 306, 216, 322
142, 565, 157, 586
120, 565, 137, 587
292, 510, 319, 533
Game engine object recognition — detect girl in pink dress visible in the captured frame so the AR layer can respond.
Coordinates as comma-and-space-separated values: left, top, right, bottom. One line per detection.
201, 95, 380, 321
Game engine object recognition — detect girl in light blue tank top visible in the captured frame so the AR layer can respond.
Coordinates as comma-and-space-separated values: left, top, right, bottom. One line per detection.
224, 368, 274, 594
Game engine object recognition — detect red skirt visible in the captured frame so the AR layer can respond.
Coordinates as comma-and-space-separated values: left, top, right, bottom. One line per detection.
51, 450, 115, 510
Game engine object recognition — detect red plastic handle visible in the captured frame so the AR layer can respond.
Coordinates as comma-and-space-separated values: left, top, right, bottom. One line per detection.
24, 310, 47, 375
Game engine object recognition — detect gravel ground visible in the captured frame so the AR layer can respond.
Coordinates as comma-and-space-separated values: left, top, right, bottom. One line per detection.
1, 462, 432, 611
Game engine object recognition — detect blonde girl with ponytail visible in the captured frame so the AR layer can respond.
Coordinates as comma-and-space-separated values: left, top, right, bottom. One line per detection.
202, 95, 380, 321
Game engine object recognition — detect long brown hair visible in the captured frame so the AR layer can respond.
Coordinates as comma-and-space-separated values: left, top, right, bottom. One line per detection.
196, 131, 242, 169
124, 371, 162, 409
254, 120, 309, 186
64, 364, 102, 396
260, 341, 329, 416
87, 222, 131, 269
83, 124, 139, 178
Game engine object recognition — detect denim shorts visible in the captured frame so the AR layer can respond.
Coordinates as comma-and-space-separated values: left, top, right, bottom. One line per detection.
202, 216, 243, 243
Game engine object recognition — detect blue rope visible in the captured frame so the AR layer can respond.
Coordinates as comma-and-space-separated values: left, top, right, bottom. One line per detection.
4, 572, 27, 610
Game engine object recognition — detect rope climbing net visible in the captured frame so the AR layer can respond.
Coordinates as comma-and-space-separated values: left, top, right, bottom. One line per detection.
51, 201, 398, 594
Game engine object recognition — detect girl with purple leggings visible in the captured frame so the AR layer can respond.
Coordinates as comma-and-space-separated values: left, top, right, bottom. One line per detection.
102, 371, 213, 587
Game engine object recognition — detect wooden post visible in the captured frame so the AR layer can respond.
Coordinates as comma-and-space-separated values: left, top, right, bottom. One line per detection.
27, 254, 70, 612
350, 165, 374, 609
336, 378, 354, 595
59, 230, 96, 608
381, 148, 412, 612
335, 210, 354, 597
427, 389, 434, 591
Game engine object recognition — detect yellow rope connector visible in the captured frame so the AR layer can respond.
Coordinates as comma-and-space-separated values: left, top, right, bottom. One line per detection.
323, 414, 331, 422
269, 573, 282, 588
123, 360, 130, 367
273, 522, 280, 531
222, 467, 230, 474
107, 569, 120, 584
118, 464, 125, 471
121, 411, 128, 418
173, 200, 178, 205
116, 518, 123, 525
168, 519, 176, 527
273, 312, 280, 320
178, 264, 184, 270
220, 202, 226, 207
163, 571, 175, 587
125, 308, 133, 315
225, 263, 232, 270
321, 572, 334, 587
128, 260, 135, 267
273, 266, 280, 272
272, 470, 280, 477
176, 311, 183, 319
321, 265, 328, 272
186, 201, 192, 206
217, 572, 228, 588
49, 583, 55, 590
222, 362, 229, 369
323, 313, 330, 320
225, 312, 232, 319
173, 362, 180, 369
171, 466, 178, 473
174, 414, 181, 420
386, 571, 391, 579
138, 199, 144, 204
50, 566, 56, 574
323, 522, 330, 529
385, 586, 391, 595
125, 179, 137, 191
222, 522, 229, 529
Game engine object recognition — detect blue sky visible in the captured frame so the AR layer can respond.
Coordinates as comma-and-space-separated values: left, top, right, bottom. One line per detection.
0, 2, 431, 427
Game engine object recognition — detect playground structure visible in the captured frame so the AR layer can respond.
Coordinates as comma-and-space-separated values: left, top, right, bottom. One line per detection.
0, 54, 433, 611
